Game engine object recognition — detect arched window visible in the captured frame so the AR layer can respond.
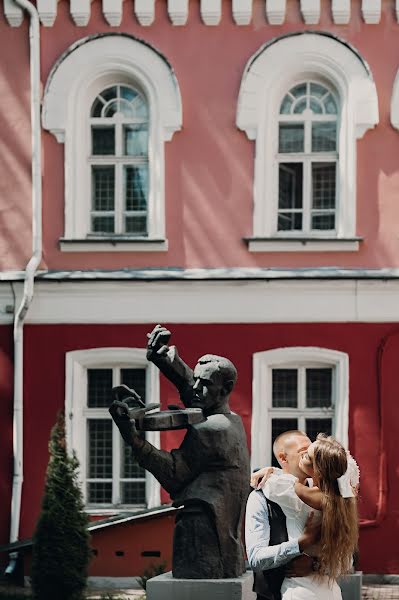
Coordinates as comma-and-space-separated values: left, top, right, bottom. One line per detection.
251, 347, 349, 469
43, 35, 182, 252
89, 84, 149, 236
65, 347, 161, 512
277, 81, 339, 234
237, 33, 378, 253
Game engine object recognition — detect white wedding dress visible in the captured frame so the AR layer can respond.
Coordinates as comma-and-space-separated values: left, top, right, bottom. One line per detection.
262, 471, 342, 600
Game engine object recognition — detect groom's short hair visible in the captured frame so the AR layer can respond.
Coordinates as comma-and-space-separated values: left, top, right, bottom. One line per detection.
273, 429, 308, 457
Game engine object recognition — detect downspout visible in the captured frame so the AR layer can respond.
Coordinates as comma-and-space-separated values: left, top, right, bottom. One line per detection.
6, 0, 42, 574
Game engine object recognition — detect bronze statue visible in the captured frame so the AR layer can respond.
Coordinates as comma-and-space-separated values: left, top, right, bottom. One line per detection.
109, 324, 250, 579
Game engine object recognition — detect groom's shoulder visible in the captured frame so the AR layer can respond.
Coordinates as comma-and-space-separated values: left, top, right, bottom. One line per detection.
246, 488, 269, 515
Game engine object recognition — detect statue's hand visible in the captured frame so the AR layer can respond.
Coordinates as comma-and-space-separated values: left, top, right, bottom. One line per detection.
110, 385, 143, 447
146, 324, 172, 360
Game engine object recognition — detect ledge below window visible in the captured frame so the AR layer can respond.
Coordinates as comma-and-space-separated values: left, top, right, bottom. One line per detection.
59, 238, 168, 252
244, 237, 363, 253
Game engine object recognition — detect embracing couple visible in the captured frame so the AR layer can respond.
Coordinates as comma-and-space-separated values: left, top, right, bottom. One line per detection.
246, 429, 359, 600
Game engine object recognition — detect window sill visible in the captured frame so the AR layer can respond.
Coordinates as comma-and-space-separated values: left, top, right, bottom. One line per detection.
59, 237, 168, 252
86, 506, 146, 516
244, 237, 362, 253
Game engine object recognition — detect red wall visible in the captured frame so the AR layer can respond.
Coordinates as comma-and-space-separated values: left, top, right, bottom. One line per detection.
2, 1, 399, 270
0, 326, 14, 570
1, 321, 399, 573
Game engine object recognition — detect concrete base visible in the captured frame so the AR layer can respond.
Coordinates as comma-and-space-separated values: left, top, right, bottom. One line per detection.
338, 572, 363, 600
146, 570, 256, 600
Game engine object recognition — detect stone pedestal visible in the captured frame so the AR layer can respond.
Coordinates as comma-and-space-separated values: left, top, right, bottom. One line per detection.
146, 570, 256, 600
338, 571, 363, 600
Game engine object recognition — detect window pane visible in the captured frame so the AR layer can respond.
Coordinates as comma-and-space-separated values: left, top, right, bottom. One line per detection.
280, 94, 293, 114
291, 83, 306, 99
92, 126, 115, 155
120, 86, 138, 102
312, 123, 336, 152
88, 482, 112, 504
271, 418, 298, 467
311, 213, 335, 230
272, 369, 298, 408
122, 443, 145, 479
92, 166, 115, 211
312, 163, 336, 211
91, 216, 114, 233
88, 369, 113, 408
306, 418, 332, 441
124, 125, 148, 156
101, 86, 118, 102
293, 98, 307, 114
306, 368, 332, 408
91, 97, 105, 118
103, 100, 119, 118
124, 166, 148, 211
309, 99, 323, 114
121, 368, 146, 402
279, 124, 304, 153
121, 481, 146, 505
278, 212, 302, 231
279, 163, 303, 209
310, 83, 328, 99
88, 419, 113, 478
125, 216, 147, 235
324, 94, 338, 115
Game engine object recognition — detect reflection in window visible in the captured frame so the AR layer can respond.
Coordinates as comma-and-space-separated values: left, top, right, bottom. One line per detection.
89, 85, 149, 236
277, 82, 338, 235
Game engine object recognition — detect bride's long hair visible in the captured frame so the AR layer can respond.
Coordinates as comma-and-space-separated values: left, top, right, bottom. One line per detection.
312, 434, 358, 581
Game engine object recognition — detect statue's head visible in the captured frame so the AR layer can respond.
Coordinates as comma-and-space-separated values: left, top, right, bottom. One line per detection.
191, 354, 237, 415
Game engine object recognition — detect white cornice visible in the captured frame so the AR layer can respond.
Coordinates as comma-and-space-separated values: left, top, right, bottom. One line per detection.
2, 0, 396, 26
1, 278, 399, 324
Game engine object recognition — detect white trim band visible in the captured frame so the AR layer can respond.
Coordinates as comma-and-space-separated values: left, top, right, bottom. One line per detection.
2, 279, 399, 324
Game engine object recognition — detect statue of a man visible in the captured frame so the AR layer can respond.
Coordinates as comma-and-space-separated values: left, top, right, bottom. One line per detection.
109, 325, 250, 579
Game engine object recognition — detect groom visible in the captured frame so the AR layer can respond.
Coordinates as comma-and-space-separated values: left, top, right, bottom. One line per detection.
245, 430, 321, 600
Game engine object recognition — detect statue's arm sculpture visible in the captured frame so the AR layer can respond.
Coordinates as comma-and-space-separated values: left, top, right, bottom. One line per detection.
109, 398, 204, 497
146, 324, 194, 407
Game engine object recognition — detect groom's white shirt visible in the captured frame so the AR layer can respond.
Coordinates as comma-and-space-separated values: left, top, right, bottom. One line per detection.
245, 489, 301, 571
246, 475, 314, 572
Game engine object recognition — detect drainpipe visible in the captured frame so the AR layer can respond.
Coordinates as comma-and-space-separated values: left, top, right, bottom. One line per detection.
6, 0, 42, 573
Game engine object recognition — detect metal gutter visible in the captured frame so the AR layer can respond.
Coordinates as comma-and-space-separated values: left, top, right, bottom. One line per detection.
6, 0, 42, 575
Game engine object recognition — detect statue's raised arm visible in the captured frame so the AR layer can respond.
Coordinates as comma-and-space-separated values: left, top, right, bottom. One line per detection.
146, 324, 195, 407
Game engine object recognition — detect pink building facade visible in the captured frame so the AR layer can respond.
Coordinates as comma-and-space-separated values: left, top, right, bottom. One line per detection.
0, 0, 399, 579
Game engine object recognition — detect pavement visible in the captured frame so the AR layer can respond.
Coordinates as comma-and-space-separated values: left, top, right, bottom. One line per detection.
362, 586, 399, 599
2, 583, 399, 599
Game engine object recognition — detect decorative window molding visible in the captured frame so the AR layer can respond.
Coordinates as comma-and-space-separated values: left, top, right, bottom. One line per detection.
237, 32, 378, 251
65, 347, 161, 513
266, 0, 286, 25
251, 347, 349, 469
42, 34, 182, 250
390, 69, 399, 131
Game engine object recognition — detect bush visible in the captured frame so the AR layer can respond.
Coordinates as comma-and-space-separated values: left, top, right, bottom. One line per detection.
137, 562, 166, 590
31, 412, 91, 600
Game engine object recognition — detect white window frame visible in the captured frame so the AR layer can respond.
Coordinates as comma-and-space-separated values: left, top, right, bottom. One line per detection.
65, 347, 161, 514
89, 84, 150, 236
42, 34, 182, 252
236, 32, 379, 253
277, 80, 339, 236
251, 347, 349, 470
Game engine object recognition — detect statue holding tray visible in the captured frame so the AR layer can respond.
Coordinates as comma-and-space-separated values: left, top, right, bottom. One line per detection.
109, 324, 250, 579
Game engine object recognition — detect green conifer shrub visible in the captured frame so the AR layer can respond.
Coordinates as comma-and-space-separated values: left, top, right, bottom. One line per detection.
31, 412, 91, 600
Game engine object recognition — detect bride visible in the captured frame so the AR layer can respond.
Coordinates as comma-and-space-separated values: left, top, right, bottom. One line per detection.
252, 433, 359, 600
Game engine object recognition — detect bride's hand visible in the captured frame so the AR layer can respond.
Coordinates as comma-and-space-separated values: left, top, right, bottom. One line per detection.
250, 467, 275, 489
